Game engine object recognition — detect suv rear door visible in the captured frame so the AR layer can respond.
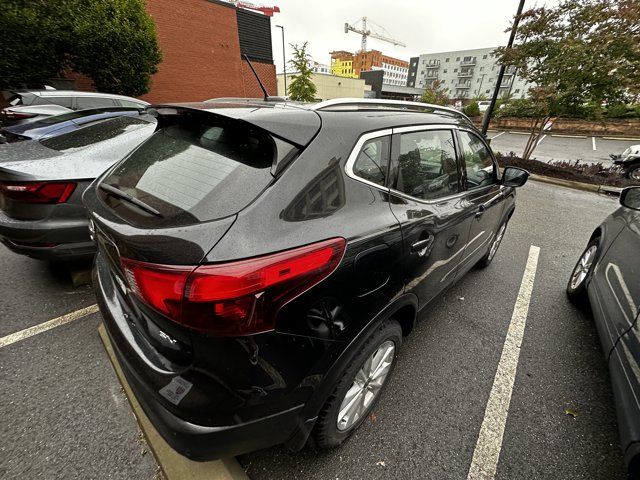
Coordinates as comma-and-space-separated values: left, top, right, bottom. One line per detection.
388, 125, 473, 308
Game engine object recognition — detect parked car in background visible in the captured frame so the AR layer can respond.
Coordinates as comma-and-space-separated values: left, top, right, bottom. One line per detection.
611, 144, 640, 181
0, 107, 146, 143
84, 98, 529, 460
478, 101, 492, 113
0, 90, 149, 127
0, 113, 156, 260
567, 186, 640, 479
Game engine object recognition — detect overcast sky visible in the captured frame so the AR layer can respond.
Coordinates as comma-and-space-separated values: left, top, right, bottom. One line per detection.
268, 0, 557, 72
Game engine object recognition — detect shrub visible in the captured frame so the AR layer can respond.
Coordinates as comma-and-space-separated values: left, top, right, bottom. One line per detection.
495, 98, 545, 118
463, 101, 480, 117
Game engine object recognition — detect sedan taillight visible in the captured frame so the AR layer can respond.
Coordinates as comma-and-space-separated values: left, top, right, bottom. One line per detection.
121, 238, 346, 336
1, 109, 37, 120
0, 181, 77, 204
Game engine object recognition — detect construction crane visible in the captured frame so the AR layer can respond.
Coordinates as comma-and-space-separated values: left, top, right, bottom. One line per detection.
344, 17, 406, 52
228, 1, 280, 16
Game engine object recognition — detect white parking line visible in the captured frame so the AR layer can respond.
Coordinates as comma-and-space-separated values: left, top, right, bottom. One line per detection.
603, 136, 640, 141
537, 134, 547, 146
467, 245, 540, 480
550, 134, 588, 139
490, 131, 506, 140
0, 304, 99, 348
592, 137, 597, 151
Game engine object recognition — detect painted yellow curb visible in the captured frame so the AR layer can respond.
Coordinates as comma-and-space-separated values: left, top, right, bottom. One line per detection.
98, 323, 248, 480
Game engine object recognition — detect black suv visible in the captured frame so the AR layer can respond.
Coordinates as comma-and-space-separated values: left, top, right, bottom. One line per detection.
83, 98, 529, 460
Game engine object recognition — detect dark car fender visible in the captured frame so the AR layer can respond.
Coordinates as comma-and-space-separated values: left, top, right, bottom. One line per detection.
585, 213, 626, 290
284, 292, 419, 450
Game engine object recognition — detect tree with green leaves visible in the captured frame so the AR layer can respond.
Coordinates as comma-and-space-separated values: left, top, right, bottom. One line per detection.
0, 0, 162, 97
287, 42, 317, 102
496, 0, 640, 159
419, 80, 449, 106
71, 0, 162, 96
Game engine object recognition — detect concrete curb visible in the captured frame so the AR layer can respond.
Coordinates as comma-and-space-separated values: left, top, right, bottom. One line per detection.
98, 323, 248, 480
529, 173, 623, 196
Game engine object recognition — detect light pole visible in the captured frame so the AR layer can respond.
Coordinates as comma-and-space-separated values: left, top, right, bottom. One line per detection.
482, 0, 526, 135
275, 25, 287, 96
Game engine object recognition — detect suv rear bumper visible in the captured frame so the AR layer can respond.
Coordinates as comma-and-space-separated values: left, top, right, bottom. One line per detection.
94, 256, 310, 460
108, 329, 304, 460
0, 209, 94, 260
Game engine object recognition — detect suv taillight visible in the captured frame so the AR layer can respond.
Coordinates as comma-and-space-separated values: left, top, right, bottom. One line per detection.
0, 181, 76, 204
121, 237, 346, 336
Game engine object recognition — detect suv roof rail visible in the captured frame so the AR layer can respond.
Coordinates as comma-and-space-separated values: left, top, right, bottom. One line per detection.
309, 98, 470, 120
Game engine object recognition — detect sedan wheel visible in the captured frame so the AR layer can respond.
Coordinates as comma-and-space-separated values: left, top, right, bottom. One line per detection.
566, 237, 600, 309
629, 165, 640, 182
337, 340, 395, 431
570, 245, 597, 290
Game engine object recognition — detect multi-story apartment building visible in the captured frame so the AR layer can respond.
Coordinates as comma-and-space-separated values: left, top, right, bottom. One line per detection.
331, 50, 409, 86
407, 47, 532, 100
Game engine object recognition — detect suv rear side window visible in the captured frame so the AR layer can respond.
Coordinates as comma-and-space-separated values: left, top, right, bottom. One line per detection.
458, 130, 497, 189
77, 97, 117, 109
32, 96, 73, 108
119, 99, 145, 108
101, 111, 293, 226
352, 136, 390, 187
394, 129, 459, 200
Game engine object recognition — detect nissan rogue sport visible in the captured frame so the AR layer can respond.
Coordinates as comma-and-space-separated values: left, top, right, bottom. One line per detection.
83, 98, 529, 459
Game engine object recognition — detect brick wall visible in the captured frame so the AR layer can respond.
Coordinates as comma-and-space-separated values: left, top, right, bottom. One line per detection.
473, 116, 640, 138
141, 0, 275, 103
56, 0, 276, 103
241, 60, 277, 98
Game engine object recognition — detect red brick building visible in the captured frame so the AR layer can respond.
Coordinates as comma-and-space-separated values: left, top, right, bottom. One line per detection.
63, 0, 277, 103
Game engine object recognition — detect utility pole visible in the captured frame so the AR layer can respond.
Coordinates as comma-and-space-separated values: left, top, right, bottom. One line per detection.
276, 25, 287, 95
482, 0, 526, 135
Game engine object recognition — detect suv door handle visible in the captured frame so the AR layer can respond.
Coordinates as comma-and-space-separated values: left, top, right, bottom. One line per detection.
475, 205, 485, 219
411, 236, 434, 256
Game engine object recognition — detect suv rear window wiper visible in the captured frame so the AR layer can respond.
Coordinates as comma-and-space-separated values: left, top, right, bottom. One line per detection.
99, 183, 163, 218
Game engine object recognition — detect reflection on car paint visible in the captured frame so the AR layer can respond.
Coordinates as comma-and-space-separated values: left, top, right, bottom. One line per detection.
605, 262, 637, 326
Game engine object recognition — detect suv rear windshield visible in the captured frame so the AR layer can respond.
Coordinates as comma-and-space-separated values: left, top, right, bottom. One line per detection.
100, 111, 294, 227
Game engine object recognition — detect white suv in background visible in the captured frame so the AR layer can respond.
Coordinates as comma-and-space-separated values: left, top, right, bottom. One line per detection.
1, 90, 149, 126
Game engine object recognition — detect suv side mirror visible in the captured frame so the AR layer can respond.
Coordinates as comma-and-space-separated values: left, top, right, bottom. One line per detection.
502, 166, 529, 187
620, 186, 640, 211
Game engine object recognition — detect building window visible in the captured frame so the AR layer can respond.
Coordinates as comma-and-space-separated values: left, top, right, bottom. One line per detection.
454, 68, 458, 72
456, 57, 460, 61
443, 69, 447, 73
445, 57, 449, 62
486, 89, 490, 94
515, 89, 520, 93
480, 66, 484, 71
483, 54, 487, 59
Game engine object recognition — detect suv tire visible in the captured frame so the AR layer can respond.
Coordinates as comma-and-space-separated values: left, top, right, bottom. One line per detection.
477, 220, 508, 268
314, 320, 402, 449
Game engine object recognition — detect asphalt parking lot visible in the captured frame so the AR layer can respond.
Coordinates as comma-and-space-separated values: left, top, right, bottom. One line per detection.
488, 130, 639, 165
0, 181, 629, 480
